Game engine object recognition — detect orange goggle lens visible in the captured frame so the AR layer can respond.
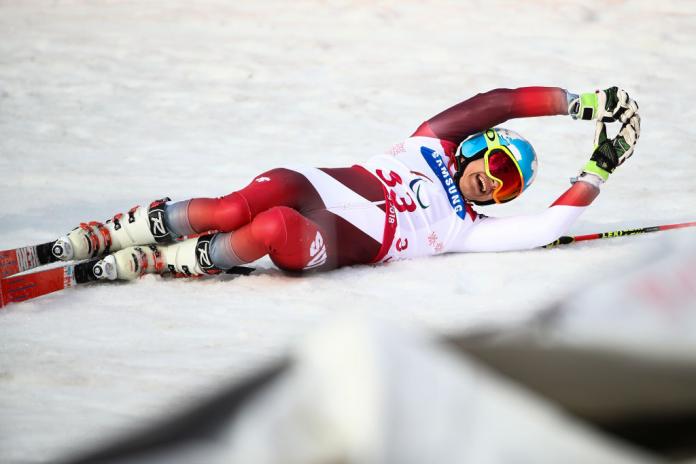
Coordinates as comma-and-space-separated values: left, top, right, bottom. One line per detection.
485, 149, 524, 204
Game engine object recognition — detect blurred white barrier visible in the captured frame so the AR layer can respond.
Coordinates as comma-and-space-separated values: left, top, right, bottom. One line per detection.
65, 234, 696, 464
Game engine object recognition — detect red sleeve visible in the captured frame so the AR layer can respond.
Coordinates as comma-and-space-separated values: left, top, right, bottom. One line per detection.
551, 179, 600, 207
412, 87, 570, 145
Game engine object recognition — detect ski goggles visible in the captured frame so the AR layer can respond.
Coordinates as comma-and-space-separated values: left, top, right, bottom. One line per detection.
484, 147, 524, 204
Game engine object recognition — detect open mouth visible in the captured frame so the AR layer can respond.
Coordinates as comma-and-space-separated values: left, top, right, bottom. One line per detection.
476, 173, 488, 195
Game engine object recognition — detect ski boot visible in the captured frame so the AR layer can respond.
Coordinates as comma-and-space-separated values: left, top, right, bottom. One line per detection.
92, 234, 222, 281
51, 198, 174, 261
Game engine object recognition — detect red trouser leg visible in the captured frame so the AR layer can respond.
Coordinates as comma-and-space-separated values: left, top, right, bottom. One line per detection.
183, 167, 381, 271
228, 206, 327, 271
185, 168, 323, 233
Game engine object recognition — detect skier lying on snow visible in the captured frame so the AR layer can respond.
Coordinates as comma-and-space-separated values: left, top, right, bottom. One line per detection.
50, 86, 640, 281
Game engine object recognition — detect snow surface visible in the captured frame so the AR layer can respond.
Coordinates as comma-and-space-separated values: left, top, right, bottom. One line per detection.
0, 1, 695, 462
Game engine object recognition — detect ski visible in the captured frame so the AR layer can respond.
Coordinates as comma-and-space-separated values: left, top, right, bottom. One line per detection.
0, 259, 101, 308
0, 261, 255, 308
0, 241, 60, 278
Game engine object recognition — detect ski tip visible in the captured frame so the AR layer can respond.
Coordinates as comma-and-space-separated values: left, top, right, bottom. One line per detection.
0, 266, 71, 308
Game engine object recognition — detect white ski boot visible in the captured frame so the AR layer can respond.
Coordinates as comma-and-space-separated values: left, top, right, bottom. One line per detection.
52, 198, 173, 261
92, 234, 222, 281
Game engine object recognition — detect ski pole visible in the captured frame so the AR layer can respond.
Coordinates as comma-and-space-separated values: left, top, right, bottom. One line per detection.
544, 221, 696, 248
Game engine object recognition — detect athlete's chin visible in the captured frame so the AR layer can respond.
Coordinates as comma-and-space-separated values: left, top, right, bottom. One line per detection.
458, 183, 473, 202
459, 186, 491, 204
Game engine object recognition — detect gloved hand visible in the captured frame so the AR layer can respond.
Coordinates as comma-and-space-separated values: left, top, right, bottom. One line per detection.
582, 115, 641, 181
569, 87, 639, 123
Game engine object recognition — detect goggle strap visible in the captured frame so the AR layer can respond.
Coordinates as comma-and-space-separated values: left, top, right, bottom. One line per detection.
482, 129, 501, 149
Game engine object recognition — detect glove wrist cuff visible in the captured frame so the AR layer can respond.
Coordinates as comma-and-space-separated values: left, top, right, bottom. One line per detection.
566, 91, 579, 118
582, 161, 610, 182
569, 92, 599, 120
575, 171, 605, 188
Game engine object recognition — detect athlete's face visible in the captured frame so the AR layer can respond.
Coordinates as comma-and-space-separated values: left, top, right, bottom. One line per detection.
458, 157, 499, 203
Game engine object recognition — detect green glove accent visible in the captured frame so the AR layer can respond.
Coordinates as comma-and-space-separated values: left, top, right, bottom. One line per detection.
582, 160, 610, 182
575, 92, 599, 120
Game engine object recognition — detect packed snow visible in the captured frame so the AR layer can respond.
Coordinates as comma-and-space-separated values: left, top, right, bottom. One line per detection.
1, 1, 695, 462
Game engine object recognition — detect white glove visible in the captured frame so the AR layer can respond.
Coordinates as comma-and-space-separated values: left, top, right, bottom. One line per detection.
569, 86, 639, 123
